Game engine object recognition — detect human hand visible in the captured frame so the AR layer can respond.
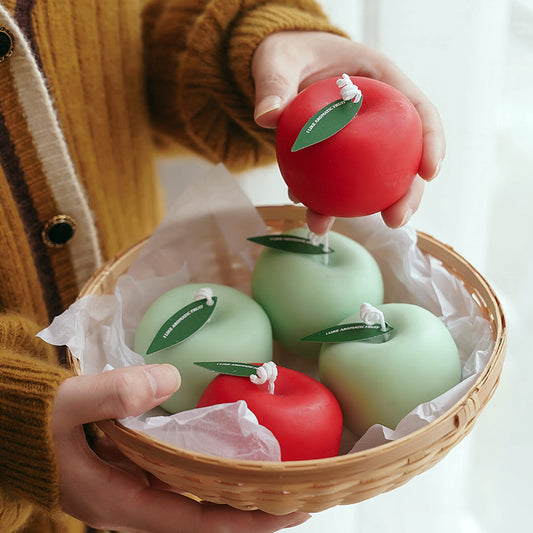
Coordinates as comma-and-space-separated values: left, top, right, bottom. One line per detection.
252, 31, 445, 234
51, 364, 310, 533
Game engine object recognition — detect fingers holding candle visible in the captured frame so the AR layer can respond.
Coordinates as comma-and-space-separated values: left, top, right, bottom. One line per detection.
306, 210, 335, 236
252, 32, 444, 228
288, 189, 335, 236
374, 60, 446, 181
276, 75, 423, 220
381, 175, 425, 229
291, 175, 423, 232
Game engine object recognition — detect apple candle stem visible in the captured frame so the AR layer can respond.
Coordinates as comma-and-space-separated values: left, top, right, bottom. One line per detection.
308, 230, 331, 266
194, 287, 215, 306
336, 73, 362, 103
360, 303, 387, 331
250, 361, 278, 395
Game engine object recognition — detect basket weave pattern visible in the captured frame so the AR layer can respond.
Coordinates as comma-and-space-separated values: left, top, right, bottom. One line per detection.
70, 206, 506, 515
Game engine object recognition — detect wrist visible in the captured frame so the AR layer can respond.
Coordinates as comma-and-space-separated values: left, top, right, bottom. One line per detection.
0, 352, 70, 510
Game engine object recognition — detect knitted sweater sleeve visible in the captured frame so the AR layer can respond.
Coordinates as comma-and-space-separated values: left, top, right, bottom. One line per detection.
142, 0, 348, 171
0, 313, 71, 531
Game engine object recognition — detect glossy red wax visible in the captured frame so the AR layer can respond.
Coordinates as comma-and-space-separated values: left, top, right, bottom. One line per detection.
197, 365, 344, 461
276, 76, 423, 217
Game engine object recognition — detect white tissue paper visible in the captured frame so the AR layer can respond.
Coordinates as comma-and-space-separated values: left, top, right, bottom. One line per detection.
38, 163, 494, 460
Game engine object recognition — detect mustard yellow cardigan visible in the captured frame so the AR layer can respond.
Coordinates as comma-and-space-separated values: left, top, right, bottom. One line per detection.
0, 0, 343, 531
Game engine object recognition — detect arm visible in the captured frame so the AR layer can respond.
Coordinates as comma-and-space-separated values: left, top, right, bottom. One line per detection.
0, 315, 309, 532
143, 2, 444, 233
142, 0, 347, 170
252, 31, 445, 233
0, 314, 71, 532
52, 364, 310, 532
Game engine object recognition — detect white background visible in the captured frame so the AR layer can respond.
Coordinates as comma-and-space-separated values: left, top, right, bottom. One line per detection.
158, 1, 533, 531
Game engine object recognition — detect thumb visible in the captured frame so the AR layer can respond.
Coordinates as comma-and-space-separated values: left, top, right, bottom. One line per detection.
52, 365, 181, 431
252, 50, 299, 129
254, 93, 287, 129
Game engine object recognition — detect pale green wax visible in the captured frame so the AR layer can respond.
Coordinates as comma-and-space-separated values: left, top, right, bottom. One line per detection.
134, 283, 272, 413
251, 228, 384, 358
318, 303, 462, 437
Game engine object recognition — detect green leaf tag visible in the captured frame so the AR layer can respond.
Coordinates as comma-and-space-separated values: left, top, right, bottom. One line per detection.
194, 361, 260, 377
248, 234, 333, 254
146, 297, 218, 355
301, 322, 393, 343
291, 96, 363, 152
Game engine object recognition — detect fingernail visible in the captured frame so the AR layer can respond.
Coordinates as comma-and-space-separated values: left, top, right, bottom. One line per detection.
287, 187, 300, 205
313, 216, 335, 236
284, 513, 311, 528
400, 208, 414, 227
144, 364, 181, 400
428, 157, 443, 181
255, 95, 282, 121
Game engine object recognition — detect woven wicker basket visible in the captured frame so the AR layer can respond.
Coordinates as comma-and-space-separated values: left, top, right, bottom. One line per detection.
68, 205, 506, 516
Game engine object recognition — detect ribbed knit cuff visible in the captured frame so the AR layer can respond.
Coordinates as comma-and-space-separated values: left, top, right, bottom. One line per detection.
143, 0, 347, 170
179, 0, 347, 169
228, 2, 349, 104
0, 353, 70, 511
0, 315, 71, 512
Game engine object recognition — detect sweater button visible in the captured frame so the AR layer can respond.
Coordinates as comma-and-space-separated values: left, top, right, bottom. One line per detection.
0, 27, 15, 63
42, 215, 77, 248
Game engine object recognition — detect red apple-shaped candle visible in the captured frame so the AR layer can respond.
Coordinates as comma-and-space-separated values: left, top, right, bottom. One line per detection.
196, 362, 344, 461
276, 75, 423, 217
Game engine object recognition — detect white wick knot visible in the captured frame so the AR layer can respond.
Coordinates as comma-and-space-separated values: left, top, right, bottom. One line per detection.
194, 287, 215, 306
308, 230, 330, 253
336, 73, 362, 103
250, 361, 278, 395
360, 303, 387, 331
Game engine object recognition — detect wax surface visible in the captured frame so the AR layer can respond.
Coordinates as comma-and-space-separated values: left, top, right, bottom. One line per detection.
197, 365, 344, 461
318, 303, 462, 437
276, 76, 423, 217
251, 228, 384, 357
134, 283, 272, 413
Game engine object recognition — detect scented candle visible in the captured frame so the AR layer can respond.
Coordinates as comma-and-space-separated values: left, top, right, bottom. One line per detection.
276, 75, 423, 217
251, 227, 384, 357
197, 362, 344, 461
318, 303, 462, 436
134, 283, 272, 413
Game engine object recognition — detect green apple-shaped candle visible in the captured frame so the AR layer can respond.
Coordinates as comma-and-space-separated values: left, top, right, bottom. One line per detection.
134, 283, 272, 413
318, 303, 462, 437
251, 228, 384, 358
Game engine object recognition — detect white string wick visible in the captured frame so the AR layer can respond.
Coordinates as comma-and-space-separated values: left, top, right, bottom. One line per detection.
250, 361, 278, 395
194, 287, 215, 306
336, 73, 362, 103
308, 230, 330, 252
360, 303, 387, 331
308, 230, 330, 266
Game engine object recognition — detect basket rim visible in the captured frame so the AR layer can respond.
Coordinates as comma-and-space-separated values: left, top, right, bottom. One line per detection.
72, 205, 506, 472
